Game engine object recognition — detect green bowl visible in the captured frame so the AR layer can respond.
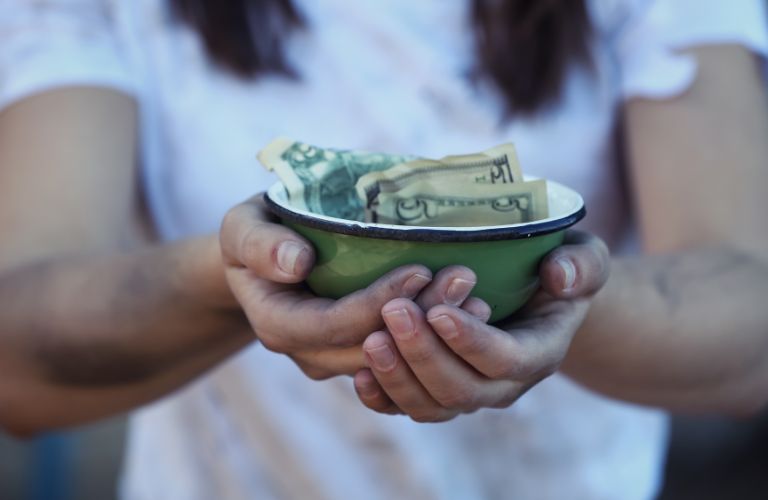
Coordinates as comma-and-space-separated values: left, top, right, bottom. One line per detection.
264, 180, 585, 322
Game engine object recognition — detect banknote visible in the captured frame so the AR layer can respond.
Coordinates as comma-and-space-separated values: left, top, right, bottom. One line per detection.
259, 138, 546, 226
368, 179, 549, 226
355, 143, 524, 210
258, 137, 416, 220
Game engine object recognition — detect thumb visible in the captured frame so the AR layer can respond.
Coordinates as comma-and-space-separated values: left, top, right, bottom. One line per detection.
220, 194, 315, 283
539, 230, 610, 299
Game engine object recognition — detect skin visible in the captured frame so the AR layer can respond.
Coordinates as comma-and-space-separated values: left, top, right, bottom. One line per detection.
564, 44, 768, 414
354, 232, 609, 422
0, 90, 569, 434
0, 44, 765, 435
354, 44, 768, 420
0, 89, 426, 433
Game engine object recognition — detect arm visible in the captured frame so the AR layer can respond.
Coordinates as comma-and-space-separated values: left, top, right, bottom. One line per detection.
352, 45, 767, 422
0, 88, 254, 434
0, 88, 437, 435
562, 44, 768, 415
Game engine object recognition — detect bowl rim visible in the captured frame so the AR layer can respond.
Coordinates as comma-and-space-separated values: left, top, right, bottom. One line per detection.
264, 181, 586, 242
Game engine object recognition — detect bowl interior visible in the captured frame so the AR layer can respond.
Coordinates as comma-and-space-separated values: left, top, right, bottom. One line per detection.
265, 177, 585, 242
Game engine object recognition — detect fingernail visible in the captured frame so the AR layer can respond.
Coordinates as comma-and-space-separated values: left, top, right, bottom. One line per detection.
445, 278, 476, 306
383, 308, 415, 339
556, 257, 576, 292
276, 241, 307, 275
402, 273, 432, 298
366, 344, 396, 371
428, 314, 458, 339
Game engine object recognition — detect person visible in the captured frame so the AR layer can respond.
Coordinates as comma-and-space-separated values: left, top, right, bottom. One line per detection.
0, 0, 767, 498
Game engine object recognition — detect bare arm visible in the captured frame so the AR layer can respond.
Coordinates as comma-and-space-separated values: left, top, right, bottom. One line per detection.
0, 88, 441, 435
0, 89, 253, 434
340, 45, 768, 422
562, 45, 768, 415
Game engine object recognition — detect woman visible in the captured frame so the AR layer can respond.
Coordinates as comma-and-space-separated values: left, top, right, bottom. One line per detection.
1, 0, 767, 499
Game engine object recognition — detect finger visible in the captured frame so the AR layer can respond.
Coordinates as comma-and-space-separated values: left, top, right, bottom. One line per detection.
413, 266, 489, 323
363, 331, 456, 423
353, 368, 402, 415
539, 230, 610, 299
318, 264, 432, 346
292, 346, 366, 379
220, 194, 315, 283
236, 264, 433, 351
383, 299, 508, 412
426, 301, 587, 382
414, 266, 477, 310
461, 297, 492, 322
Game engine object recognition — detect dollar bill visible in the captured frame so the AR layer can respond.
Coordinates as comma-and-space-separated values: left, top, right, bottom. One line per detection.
355, 143, 524, 210
258, 137, 416, 221
259, 138, 546, 226
368, 179, 549, 227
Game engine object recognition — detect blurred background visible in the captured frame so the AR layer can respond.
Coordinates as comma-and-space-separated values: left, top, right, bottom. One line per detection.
2, 411, 768, 499
2, 0, 768, 497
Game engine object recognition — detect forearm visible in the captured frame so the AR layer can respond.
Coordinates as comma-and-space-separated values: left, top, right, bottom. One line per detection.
0, 236, 253, 433
562, 246, 768, 415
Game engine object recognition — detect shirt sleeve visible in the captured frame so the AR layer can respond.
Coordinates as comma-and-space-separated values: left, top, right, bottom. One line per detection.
0, 0, 136, 112
612, 0, 768, 100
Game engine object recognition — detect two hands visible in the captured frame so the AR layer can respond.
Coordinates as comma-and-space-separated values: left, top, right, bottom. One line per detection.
220, 196, 610, 422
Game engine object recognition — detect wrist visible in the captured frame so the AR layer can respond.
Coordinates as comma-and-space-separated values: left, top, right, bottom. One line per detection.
170, 234, 241, 311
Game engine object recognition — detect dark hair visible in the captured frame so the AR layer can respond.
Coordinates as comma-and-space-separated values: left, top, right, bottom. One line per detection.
171, 0, 592, 116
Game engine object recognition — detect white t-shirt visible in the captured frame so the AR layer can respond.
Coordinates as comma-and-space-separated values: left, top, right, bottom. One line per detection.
2, 1, 766, 499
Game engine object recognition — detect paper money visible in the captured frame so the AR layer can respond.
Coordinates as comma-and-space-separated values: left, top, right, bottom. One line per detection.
258, 137, 416, 220
259, 138, 549, 226
368, 179, 549, 226
355, 143, 524, 210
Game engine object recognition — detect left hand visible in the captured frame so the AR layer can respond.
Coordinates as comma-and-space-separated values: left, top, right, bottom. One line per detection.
353, 230, 610, 422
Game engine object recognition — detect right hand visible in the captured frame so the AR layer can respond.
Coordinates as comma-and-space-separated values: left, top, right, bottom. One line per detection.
353, 231, 610, 422
219, 194, 438, 380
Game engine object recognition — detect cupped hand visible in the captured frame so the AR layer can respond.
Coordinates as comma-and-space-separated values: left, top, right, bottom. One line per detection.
219, 194, 484, 380
220, 194, 438, 379
353, 231, 610, 422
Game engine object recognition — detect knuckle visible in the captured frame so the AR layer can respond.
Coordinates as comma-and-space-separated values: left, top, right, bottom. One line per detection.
516, 380, 538, 400
220, 207, 247, 260
436, 387, 477, 411
324, 323, 353, 348
410, 409, 447, 423
366, 398, 392, 413
485, 361, 517, 380
383, 276, 401, 296
486, 354, 531, 380
402, 343, 435, 364
292, 353, 335, 381
324, 306, 367, 347
491, 392, 521, 409
450, 328, 486, 357
510, 359, 538, 380
538, 359, 563, 380
239, 226, 264, 267
364, 278, 402, 307
322, 322, 341, 347
380, 376, 410, 395
257, 332, 287, 353
220, 205, 242, 235
546, 356, 563, 376
364, 276, 396, 300
361, 397, 384, 411
301, 365, 334, 381
376, 404, 401, 415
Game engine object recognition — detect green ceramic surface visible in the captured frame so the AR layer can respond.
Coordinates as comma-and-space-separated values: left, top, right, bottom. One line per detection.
285, 222, 565, 322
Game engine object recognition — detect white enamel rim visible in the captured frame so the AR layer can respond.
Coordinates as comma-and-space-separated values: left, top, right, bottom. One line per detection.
265, 177, 584, 232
